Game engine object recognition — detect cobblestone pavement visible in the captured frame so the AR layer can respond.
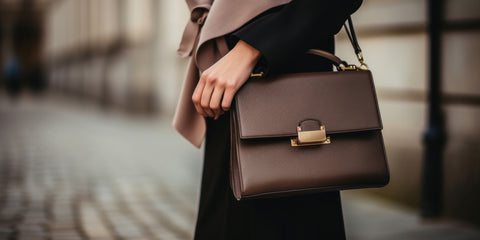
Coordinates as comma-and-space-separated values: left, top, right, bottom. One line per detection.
1, 93, 480, 240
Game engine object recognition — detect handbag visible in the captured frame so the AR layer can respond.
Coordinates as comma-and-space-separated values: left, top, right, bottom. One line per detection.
229, 17, 390, 200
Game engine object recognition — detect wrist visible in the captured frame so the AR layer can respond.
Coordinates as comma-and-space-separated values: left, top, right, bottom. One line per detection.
234, 40, 261, 66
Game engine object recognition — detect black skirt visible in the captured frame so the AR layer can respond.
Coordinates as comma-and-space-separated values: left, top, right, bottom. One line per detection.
193, 114, 347, 240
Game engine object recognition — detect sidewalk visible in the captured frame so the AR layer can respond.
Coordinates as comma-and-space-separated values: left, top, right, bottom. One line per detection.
342, 191, 480, 240
1, 93, 479, 240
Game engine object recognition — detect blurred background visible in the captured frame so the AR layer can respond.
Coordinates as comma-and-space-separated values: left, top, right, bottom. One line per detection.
1, 0, 480, 239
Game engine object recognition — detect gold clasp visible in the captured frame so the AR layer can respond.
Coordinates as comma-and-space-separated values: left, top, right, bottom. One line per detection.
291, 125, 331, 147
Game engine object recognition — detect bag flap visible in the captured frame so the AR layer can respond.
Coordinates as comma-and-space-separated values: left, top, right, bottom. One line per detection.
234, 71, 383, 139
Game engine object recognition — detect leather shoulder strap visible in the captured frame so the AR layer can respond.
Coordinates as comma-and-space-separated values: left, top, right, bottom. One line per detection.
343, 16, 366, 66
344, 17, 361, 56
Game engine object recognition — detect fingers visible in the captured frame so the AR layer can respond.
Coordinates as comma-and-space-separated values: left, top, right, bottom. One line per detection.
194, 74, 236, 117
193, 71, 222, 118
192, 79, 207, 117
192, 73, 241, 119
200, 81, 215, 117
210, 86, 225, 119
192, 40, 260, 119
222, 87, 236, 112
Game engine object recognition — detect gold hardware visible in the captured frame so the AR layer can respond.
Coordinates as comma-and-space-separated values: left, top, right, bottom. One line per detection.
291, 125, 331, 147
356, 52, 364, 63
358, 62, 369, 70
291, 137, 331, 146
356, 51, 369, 70
250, 72, 264, 77
338, 51, 369, 71
340, 64, 358, 71
339, 63, 368, 71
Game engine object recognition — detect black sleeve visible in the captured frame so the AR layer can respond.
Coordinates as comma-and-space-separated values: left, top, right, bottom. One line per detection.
231, 0, 363, 75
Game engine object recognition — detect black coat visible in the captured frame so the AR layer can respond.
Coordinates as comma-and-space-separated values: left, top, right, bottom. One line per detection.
194, 1, 363, 239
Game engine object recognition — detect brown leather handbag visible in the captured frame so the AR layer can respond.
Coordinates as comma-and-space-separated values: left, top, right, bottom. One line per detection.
229, 17, 390, 200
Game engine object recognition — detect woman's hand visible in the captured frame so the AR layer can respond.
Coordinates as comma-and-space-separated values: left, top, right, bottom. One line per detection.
192, 40, 261, 120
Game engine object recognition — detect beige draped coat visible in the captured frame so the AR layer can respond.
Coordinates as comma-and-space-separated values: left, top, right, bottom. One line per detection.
173, 0, 292, 148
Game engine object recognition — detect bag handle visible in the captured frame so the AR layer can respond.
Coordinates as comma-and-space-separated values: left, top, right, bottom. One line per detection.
306, 49, 347, 67
307, 16, 368, 71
